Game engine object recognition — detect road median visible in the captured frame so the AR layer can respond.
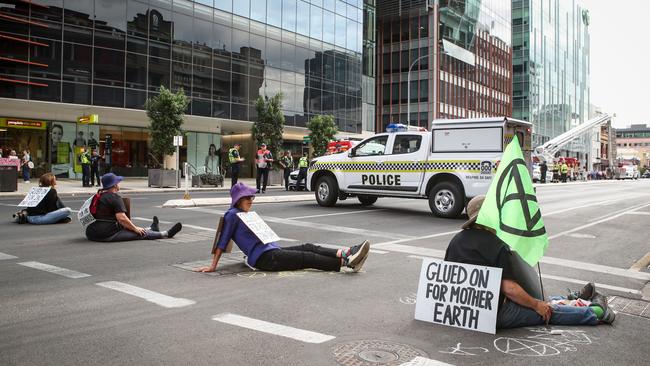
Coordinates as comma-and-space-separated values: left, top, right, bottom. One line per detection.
163, 193, 314, 207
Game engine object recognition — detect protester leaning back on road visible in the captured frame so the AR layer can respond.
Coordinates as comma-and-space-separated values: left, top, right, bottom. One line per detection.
279, 150, 293, 191
84, 173, 182, 242
13, 173, 72, 225
228, 143, 244, 187
195, 183, 371, 273
255, 143, 273, 193
296, 152, 309, 190
444, 196, 615, 328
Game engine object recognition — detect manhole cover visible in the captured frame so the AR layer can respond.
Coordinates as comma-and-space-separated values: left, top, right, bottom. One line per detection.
608, 296, 650, 318
332, 340, 427, 366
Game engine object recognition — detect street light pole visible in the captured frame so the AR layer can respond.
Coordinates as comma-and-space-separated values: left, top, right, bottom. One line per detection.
407, 51, 445, 127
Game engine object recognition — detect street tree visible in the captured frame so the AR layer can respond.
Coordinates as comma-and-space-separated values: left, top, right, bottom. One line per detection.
307, 115, 337, 157
145, 86, 189, 168
252, 93, 285, 160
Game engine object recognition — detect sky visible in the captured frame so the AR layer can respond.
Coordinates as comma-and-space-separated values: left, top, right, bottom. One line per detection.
582, 0, 650, 128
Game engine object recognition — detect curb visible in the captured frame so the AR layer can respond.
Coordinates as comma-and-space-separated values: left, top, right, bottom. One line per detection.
163, 194, 314, 208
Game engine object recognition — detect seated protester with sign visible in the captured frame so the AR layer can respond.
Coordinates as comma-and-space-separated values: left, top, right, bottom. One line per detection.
195, 183, 370, 273
85, 173, 182, 242
444, 196, 615, 328
13, 173, 72, 224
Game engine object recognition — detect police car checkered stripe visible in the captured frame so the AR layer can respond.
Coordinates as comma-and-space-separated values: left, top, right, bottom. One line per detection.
310, 160, 496, 173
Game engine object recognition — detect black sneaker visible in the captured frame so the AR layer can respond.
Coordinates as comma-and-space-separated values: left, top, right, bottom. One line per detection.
568, 282, 596, 300
346, 240, 370, 268
590, 291, 616, 323
167, 223, 182, 238
151, 216, 160, 232
600, 306, 616, 324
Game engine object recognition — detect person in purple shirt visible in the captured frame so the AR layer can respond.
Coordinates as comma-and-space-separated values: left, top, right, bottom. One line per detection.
195, 183, 370, 273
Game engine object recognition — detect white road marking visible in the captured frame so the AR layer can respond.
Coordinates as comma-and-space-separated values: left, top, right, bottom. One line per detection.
313, 242, 388, 254
212, 313, 335, 344
18, 261, 91, 279
586, 201, 650, 223
379, 244, 447, 258
540, 274, 642, 296
0, 203, 17, 207
0, 252, 18, 260
541, 196, 638, 216
400, 356, 455, 366
96, 281, 195, 308
374, 230, 461, 247
550, 202, 650, 240
626, 211, 650, 216
285, 208, 388, 220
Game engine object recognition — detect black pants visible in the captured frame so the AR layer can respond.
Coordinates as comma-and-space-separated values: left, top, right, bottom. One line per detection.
297, 168, 308, 189
255, 244, 341, 272
283, 168, 291, 190
256, 167, 269, 191
540, 170, 546, 183
91, 165, 100, 186
82, 164, 90, 186
231, 164, 240, 187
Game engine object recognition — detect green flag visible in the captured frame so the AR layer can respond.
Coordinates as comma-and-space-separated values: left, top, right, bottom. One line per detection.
476, 136, 548, 266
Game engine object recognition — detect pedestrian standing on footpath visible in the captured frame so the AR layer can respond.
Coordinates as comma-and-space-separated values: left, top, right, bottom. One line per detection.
21, 149, 31, 183
255, 143, 273, 193
80, 148, 91, 187
540, 161, 547, 183
195, 183, 370, 273
90, 150, 102, 187
560, 160, 569, 183
84, 173, 182, 242
13, 173, 72, 225
278, 150, 294, 191
228, 143, 244, 187
296, 152, 309, 190
444, 196, 615, 328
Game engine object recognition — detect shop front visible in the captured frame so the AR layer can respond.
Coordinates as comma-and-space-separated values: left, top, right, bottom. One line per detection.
0, 118, 48, 178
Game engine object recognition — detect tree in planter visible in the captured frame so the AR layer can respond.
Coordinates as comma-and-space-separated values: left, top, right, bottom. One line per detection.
252, 93, 285, 160
145, 86, 189, 169
307, 115, 337, 157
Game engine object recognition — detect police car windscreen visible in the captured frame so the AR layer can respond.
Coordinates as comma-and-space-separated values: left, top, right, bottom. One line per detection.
433, 127, 502, 152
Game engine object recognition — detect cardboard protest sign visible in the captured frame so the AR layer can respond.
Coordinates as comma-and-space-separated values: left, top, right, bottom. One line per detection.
18, 187, 51, 207
77, 196, 96, 229
415, 258, 502, 334
236, 211, 280, 244
212, 216, 235, 253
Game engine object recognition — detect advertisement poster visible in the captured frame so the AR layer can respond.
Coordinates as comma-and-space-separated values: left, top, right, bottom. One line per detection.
49, 122, 75, 178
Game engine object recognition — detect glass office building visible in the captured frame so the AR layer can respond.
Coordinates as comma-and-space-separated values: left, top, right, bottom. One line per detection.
0, 0, 373, 177
512, 0, 591, 154
376, 0, 512, 131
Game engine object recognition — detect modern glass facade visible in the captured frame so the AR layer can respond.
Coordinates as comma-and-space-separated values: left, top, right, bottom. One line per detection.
512, 0, 590, 150
0, 0, 373, 177
376, 0, 512, 131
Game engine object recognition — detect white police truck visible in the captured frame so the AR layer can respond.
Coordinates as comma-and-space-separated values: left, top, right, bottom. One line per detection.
306, 117, 533, 218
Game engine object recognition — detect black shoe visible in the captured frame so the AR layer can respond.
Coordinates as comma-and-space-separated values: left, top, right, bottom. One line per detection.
167, 223, 182, 238
262, 190, 266, 193
57, 217, 72, 224
345, 240, 370, 271
591, 292, 616, 324
151, 216, 160, 232
568, 282, 595, 300
256, 190, 260, 193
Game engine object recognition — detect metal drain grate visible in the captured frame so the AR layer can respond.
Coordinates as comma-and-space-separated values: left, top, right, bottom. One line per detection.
173, 253, 252, 276
608, 296, 650, 318
332, 340, 427, 366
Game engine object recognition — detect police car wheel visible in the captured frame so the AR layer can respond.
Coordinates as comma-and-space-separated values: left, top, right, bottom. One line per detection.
358, 195, 378, 206
428, 182, 463, 218
315, 176, 338, 207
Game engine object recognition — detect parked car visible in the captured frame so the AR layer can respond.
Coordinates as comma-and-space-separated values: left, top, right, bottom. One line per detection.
532, 164, 553, 183
641, 171, 650, 179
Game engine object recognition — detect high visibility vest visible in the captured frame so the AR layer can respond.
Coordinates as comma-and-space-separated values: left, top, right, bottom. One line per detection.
561, 164, 568, 173
228, 148, 239, 164
80, 153, 90, 164
299, 157, 309, 168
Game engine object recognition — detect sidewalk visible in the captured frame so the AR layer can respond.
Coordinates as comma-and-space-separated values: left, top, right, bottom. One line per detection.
0, 177, 284, 198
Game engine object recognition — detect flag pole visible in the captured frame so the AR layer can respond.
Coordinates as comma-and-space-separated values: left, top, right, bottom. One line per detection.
537, 262, 546, 300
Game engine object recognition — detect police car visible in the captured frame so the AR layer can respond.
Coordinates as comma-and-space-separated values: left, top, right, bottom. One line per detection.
306, 117, 533, 218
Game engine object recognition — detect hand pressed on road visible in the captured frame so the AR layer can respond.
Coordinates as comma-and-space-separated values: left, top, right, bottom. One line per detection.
194, 266, 217, 273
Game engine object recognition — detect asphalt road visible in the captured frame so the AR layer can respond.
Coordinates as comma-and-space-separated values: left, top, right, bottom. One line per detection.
1, 180, 649, 365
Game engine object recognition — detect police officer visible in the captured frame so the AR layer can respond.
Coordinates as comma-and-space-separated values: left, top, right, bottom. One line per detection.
279, 150, 294, 191
80, 148, 91, 187
296, 152, 309, 190
228, 143, 244, 187
255, 143, 273, 193
90, 150, 102, 187
560, 160, 569, 183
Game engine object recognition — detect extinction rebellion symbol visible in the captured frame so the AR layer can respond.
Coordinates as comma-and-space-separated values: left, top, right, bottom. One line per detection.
495, 158, 546, 237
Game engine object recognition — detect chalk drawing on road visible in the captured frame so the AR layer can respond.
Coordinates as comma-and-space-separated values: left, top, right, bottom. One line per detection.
277, 270, 308, 278
399, 292, 417, 305
237, 272, 267, 279
439, 343, 489, 356
493, 337, 561, 357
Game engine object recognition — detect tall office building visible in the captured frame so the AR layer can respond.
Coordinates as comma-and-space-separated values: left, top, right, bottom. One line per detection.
512, 0, 591, 155
376, 0, 512, 131
0, 0, 373, 178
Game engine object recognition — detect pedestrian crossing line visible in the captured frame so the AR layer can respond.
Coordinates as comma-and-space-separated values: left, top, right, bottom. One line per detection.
0, 252, 17, 260
285, 208, 388, 220
626, 211, 650, 216
212, 313, 335, 344
400, 356, 455, 366
96, 281, 196, 308
18, 261, 91, 279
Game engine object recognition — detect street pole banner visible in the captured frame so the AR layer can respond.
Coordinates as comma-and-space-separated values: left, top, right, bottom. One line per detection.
236, 212, 280, 244
476, 135, 549, 267
77, 196, 96, 229
18, 187, 51, 207
415, 258, 502, 334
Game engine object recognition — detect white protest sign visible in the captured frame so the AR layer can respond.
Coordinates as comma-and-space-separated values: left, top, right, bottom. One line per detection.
18, 187, 51, 207
77, 196, 96, 229
236, 211, 280, 244
414, 259, 502, 334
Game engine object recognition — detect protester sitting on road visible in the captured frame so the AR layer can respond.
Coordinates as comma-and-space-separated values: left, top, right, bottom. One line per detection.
444, 196, 615, 329
85, 173, 182, 242
13, 173, 72, 225
195, 182, 370, 273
